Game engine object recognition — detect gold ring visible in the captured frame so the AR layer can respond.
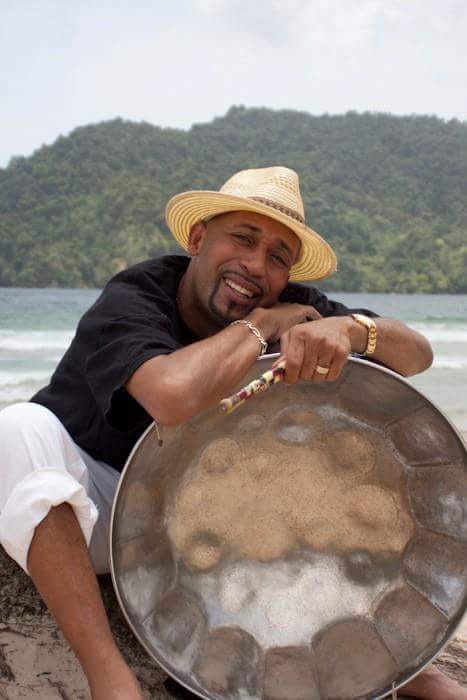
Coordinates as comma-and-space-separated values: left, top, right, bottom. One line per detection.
315, 364, 330, 375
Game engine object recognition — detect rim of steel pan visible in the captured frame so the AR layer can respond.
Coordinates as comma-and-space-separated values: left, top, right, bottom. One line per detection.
109, 354, 467, 700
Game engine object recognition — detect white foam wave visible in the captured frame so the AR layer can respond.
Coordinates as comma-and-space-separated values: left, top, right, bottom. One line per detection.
0, 330, 73, 352
0, 371, 51, 385
45, 354, 65, 362
0, 372, 50, 404
432, 357, 467, 370
410, 323, 467, 343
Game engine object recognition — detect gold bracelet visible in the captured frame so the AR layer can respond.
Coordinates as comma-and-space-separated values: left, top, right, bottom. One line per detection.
350, 313, 377, 355
231, 319, 268, 356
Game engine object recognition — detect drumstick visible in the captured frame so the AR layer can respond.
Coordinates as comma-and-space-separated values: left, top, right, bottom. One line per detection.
220, 359, 286, 414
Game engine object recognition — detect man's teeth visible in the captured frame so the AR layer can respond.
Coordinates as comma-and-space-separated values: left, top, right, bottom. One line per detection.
224, 279, 253, 298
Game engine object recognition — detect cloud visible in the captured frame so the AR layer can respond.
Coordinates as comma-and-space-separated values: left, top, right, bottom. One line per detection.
1, 0, 466, 166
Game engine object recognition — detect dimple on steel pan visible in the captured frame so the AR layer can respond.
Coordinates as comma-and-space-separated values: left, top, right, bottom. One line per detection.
110, 356, 467, 700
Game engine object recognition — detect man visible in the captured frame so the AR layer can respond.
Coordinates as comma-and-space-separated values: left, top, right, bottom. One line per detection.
0, 167, 464, 699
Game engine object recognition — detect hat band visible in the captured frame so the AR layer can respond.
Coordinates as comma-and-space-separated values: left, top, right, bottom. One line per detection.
248, 196, 305, 225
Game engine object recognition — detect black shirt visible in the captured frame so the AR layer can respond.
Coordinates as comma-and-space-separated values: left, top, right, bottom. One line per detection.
31, 255, 378, 472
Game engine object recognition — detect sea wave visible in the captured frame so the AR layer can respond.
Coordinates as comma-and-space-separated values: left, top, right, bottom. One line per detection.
0, 371, 51, 385
0, 374, 50, 405
409, 323, 467, 343
432, 357, 467, 370
0, 330, 74, 352
1, 323, 466, 353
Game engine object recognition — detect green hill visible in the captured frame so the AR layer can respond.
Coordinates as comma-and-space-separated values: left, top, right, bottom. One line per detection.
1, 107, 466, 292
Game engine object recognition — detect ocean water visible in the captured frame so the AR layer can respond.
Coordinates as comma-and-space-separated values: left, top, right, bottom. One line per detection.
0, 288, 466, 434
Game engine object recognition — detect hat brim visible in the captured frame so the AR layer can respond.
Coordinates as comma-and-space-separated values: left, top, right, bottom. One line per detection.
165, 191, 337, 282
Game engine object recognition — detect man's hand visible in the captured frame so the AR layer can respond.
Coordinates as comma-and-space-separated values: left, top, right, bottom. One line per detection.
127, 301, 323, 426
275, 316, 355, 384
271, 314, 433, 383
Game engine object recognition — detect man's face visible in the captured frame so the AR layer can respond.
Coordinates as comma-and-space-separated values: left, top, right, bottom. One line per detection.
187, 210, 301, 326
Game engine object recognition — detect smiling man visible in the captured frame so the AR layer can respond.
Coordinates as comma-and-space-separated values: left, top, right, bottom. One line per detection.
0, 166, 464, 700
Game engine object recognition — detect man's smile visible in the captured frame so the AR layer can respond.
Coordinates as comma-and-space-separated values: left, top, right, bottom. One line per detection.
222, 272, 262, 298
218, 273, 263, 310
224, 278, 253, 298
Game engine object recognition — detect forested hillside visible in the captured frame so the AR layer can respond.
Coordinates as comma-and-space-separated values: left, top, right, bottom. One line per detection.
1, 107, 466, 292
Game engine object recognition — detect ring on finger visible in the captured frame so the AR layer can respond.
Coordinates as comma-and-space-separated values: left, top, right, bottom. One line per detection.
315, 364, 330, 376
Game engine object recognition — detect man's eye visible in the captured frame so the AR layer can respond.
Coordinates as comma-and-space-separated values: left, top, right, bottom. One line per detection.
232, 234, 251, 244
271, 253, 288, 267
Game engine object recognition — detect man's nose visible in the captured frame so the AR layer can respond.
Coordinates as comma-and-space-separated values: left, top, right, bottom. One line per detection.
240, 246, 268, 280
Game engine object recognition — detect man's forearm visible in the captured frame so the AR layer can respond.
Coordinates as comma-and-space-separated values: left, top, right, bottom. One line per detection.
126, 310, 272, 426
349, 317, 433, 377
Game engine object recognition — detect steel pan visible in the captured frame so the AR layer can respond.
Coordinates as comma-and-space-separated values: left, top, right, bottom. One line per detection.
110, 357, 467, 700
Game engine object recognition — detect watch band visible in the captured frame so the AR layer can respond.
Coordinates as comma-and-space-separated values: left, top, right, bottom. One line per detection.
350, 313, 377, 356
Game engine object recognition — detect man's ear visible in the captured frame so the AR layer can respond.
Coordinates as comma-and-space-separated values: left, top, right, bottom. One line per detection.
187, 222, 207, 256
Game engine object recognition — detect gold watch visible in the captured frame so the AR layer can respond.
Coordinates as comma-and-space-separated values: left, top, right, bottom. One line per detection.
350, 313, 377, 356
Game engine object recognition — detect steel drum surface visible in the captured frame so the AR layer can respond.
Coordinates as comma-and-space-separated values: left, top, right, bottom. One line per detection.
110, 357, 467, 700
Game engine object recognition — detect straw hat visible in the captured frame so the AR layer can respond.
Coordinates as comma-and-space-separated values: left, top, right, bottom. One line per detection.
165, 166, 337, 281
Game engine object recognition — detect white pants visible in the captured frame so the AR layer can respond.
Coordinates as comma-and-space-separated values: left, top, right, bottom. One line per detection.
0, 402, 121, 575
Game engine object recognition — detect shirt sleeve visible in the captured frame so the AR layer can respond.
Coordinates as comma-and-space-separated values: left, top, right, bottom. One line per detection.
84, 277, 183, 432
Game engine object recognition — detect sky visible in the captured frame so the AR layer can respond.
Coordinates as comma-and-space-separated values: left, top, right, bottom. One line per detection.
1, 0, 467, 167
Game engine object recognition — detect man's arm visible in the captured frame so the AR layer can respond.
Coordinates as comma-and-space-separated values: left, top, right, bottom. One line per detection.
278, 315, 433, 384
351, 316, 433, 376
126, 305, 432, 426
125, 303, 315, 426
